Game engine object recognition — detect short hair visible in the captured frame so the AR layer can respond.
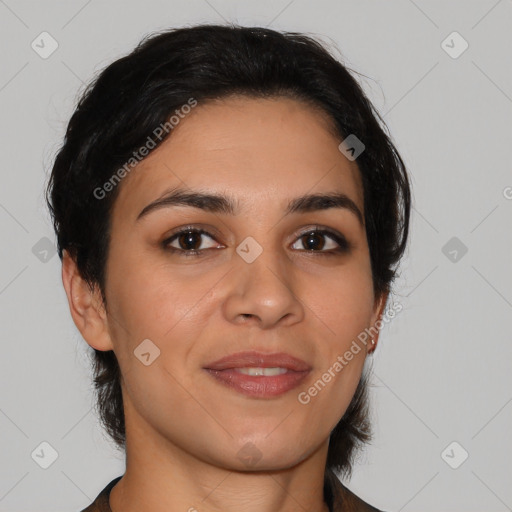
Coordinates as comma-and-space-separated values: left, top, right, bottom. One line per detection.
46, 23, 411, 490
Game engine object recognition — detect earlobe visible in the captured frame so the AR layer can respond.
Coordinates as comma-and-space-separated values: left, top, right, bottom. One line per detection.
368, 290, 389, 353
61, 250, 114, 352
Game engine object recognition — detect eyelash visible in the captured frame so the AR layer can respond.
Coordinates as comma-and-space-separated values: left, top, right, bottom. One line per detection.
161, 225, 351, 258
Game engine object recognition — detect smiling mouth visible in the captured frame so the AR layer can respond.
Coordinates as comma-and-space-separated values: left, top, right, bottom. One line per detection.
203, 350, 312, 398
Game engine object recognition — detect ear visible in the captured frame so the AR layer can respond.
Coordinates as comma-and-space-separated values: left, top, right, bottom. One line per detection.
367, 290, 389, 353
61, 249, 114, 351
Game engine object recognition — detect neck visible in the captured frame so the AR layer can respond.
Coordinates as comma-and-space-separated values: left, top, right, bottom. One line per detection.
109, 399, 331, 512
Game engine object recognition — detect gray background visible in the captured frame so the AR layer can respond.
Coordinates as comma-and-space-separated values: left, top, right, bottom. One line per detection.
1, 1, 511, 510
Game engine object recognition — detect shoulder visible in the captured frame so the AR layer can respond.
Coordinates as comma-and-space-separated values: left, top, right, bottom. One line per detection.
79, 476, 122, 512
327, 471, 388, 512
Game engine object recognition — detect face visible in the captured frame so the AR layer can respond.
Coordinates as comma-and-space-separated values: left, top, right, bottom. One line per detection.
89, 96, 386, 470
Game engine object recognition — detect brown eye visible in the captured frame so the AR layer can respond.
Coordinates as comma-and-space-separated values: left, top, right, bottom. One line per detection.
291, 228, 350, 254
175, 231, 205, 251
163, 228, 221, 256
161, 226, 350, 258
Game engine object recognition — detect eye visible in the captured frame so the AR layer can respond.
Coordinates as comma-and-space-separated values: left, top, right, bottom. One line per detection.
290, 227, 350, 255
162, 228, 223, 257
162, 225, 351, 258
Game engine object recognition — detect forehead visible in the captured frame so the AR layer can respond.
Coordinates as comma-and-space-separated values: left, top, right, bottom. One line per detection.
111, 95, 364, 222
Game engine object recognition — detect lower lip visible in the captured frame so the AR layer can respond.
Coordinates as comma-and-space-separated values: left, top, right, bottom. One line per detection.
204, 368, 310, 398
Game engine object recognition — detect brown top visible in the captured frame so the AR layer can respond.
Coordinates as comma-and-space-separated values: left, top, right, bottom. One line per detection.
80, 470, 386, 512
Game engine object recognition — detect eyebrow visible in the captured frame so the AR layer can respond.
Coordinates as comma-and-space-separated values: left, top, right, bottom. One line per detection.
136, 187, 364, 226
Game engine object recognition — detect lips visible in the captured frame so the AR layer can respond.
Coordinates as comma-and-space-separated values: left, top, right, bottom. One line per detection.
203, 351, 312, 398
204, 351, 312, 372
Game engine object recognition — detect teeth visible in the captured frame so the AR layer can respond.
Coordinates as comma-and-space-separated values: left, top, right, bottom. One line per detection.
235, 367, 288, 376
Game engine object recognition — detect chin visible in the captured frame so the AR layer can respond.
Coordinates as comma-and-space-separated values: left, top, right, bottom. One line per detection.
220, 435, 313, 472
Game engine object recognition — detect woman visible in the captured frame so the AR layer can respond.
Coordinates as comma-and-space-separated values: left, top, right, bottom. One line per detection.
46, 24, 411, 512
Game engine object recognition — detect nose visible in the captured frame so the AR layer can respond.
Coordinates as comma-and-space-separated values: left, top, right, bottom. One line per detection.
222, 248, 305, 329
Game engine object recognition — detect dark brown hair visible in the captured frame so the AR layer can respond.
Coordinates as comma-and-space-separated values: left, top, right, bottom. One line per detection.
45, 23, 411, 502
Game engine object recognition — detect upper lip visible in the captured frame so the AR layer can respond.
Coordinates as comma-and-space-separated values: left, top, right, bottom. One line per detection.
204, 351, 312, 372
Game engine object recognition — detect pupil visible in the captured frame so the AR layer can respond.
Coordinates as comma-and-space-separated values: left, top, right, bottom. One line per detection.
304, 232, 324, 250
180, 231, 200, 250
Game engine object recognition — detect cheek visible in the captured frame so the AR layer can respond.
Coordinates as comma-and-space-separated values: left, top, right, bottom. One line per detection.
301, 262, 373, 419
107, 249, 188, 331
306, 261, 375, 345
105, 252, 222, 375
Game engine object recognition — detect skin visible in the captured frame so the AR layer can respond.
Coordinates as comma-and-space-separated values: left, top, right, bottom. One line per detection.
62, 95, 388, 512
